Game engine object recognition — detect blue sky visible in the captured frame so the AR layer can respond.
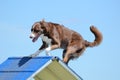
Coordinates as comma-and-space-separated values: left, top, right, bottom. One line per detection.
0, 0, 120, 80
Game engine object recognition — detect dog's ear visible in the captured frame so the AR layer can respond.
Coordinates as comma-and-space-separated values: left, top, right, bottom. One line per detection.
40, 19, 49, 28
40, 19, 49, 32
41, 19, 45, 23
40, 19, 45, 25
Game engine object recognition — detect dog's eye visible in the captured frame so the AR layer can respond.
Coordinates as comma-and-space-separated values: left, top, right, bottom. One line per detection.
31, 29, 39, 33
34, 30, 40, 33
31, 29, 33, 31
41, 26, 45, 29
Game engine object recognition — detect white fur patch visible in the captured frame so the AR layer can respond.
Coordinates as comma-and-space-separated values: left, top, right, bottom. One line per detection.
45, 46, 51, 56
46, 46, 51, 52
40, 34, 52, 56
40, 34, 52, 45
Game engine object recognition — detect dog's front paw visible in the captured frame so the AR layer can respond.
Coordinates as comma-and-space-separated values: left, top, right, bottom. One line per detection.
29, 53, 38, 57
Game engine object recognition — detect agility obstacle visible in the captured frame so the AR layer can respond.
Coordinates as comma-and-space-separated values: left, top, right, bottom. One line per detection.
0, 56, 83, 80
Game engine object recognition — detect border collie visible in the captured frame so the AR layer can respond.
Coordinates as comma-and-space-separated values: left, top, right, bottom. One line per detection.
29, 20, 103, 64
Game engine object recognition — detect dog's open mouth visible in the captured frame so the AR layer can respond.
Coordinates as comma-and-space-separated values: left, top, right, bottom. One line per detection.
30, 34, 40, 42
32, 35, 40, 42
32, 37, 37, 42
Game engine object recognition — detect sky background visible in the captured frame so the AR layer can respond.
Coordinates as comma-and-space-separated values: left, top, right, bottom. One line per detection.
0, 0, 120, 80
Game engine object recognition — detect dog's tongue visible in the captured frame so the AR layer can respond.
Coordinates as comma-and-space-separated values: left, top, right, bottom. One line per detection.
32, 38, 37, 42
32, 35, 40, 42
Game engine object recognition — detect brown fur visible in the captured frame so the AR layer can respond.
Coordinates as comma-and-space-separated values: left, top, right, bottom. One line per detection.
30, 20, 103, 64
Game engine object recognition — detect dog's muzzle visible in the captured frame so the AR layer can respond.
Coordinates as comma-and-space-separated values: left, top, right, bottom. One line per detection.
29, 33, 40, 42
29, 33, 35, 39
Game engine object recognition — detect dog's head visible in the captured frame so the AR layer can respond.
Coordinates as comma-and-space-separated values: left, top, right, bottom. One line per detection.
29, 20, 48, 42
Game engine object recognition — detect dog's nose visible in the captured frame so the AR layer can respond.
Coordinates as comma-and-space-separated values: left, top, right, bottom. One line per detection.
29, 33, 35, 39
29, 36, 33, 39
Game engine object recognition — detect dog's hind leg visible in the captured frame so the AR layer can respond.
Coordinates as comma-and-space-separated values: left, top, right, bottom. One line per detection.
63, 50, 74, 65
62, 49, 67, 59
63, 48, 76, 64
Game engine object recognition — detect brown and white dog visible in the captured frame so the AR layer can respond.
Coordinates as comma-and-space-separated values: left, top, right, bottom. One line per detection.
29, 20, 103, 64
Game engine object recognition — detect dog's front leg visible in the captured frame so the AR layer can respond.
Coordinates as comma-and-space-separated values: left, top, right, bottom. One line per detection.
45, 46, 52, 56
30, 49, 44, 57
30, 42, 48, 57
45, 44, 60, 56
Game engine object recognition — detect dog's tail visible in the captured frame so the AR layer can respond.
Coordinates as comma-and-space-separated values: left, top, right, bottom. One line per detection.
85, 25, 103, 47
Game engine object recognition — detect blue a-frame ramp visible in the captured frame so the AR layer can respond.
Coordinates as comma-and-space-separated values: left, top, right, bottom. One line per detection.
0, 56, 83, 80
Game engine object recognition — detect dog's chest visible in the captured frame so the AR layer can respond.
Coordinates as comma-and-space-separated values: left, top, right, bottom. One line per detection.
40, 34, 52, 45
